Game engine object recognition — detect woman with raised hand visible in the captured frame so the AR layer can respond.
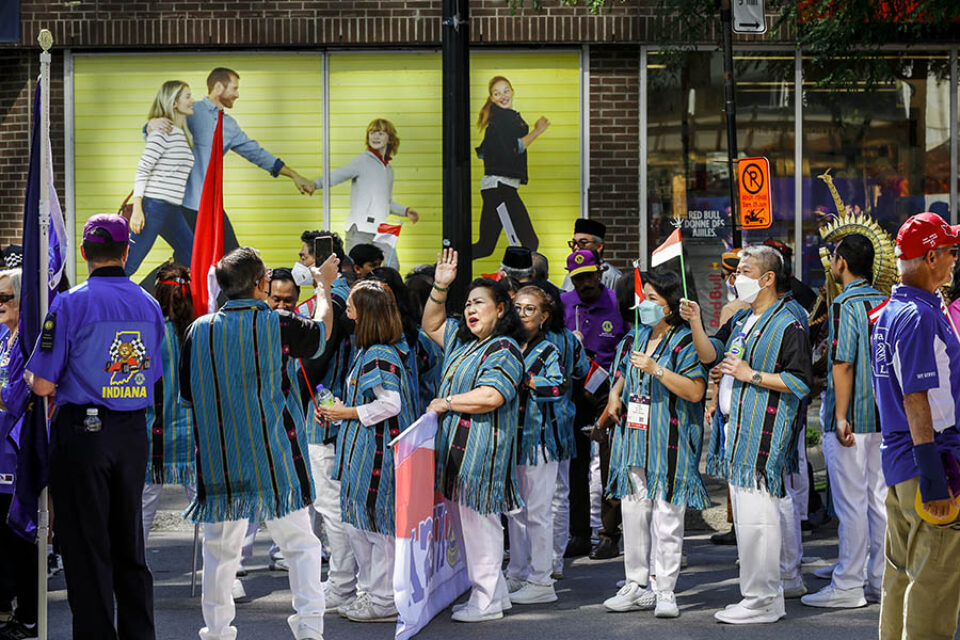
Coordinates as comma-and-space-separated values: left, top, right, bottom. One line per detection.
127, 81, 196, 275
422, 249, 525, 623
602, 268, 708, 620
141, 263, 197, 541
317, 280, 417, 624
504, 285, 566, 605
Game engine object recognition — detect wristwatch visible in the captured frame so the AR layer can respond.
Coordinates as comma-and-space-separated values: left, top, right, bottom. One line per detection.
751, 371, 763, 385
446, 395, 454, 412
654, 366, 665, 380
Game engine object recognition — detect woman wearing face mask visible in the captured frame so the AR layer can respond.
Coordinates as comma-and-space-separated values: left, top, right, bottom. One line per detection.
504, 286, 566, 605
313, 120, 418, 271
602, 268, 708, 620
317, 280, 417, 623
422, 249, 526, 623
472, 76, 550, 259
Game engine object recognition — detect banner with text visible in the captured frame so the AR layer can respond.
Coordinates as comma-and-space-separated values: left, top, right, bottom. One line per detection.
392, 412, 470, 640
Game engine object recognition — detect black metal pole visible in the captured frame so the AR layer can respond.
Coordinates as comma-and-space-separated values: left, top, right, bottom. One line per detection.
442, 0, 472, 311
720, 0, 742, 248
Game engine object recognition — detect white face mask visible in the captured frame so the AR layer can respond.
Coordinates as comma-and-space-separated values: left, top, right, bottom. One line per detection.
734, 274, 764, 304
291, 261, 313, 288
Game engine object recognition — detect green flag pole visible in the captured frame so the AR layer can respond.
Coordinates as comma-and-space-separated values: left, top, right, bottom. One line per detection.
671, 219, 690, 300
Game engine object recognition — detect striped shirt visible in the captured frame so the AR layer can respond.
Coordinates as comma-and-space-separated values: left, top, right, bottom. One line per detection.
134, 127, 194, 205
823, 278, 886, 433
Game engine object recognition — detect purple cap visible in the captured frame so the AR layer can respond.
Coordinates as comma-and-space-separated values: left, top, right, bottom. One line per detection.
83, 214, 129, 244
566, 250, 602, 278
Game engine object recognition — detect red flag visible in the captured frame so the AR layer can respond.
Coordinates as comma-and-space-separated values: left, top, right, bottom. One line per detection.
634, 268, 645, 308
190, 110, 225, 318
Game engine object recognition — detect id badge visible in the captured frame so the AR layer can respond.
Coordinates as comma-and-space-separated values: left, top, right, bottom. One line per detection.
626, 394, 651, 430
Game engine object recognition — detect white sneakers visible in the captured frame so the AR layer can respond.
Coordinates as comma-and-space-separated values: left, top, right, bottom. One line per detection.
801, 585, 868, 609
345, 595, 398, 623
782, 576, 808, 599
452, 596, 511, 614
231, 579, 247, 602
654, 591, 680, 618
813, 563, 837, 580
510, 582, 558, 605
603, 582, 656, 612
505, 576, 525, 594
714, 597, 786, 624
451, 603, 504, 623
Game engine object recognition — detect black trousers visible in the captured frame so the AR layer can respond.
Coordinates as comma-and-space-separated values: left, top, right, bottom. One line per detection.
49, 405, 154, 640
473, 184, 539, 260
568, 383, 621, 542
0, 493, 38, 625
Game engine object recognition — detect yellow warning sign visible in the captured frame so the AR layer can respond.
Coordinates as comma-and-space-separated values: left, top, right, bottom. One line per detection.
738, 157, 772, 229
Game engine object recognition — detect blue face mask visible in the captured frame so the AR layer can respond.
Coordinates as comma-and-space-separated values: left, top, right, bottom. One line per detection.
638, 300, 666, 327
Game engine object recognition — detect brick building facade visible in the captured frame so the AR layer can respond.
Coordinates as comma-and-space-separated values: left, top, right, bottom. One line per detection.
0, 0, 788, 271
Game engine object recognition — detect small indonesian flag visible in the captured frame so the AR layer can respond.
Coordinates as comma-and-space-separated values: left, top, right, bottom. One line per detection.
868, 298, 890, 326
584, 360, 609, 394
481, 272, 504, 281
651, 228, 683, 267
374, 223, 402, 250
633, 267, 645, 308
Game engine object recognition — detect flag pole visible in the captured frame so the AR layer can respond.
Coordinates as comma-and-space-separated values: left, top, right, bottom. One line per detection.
671, 219, 690, 301
36, 27, 54, 640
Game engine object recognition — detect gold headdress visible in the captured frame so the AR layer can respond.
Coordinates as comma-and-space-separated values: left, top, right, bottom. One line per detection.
809, 170, 897, 371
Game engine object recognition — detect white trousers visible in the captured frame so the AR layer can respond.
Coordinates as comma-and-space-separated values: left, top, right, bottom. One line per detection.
308, 442, 358, 597
506, 455, 559, 586
346, 525, 396, 608
200, 508, 324, 640
458, 504, 509, 613
823, 431, 887, 591
142, 483, 195, 542
620, 467, 685, 593
731, 484, 783, 609
779, 439, 806, 581
551, 459, 571, 574
589, 443, 602, 532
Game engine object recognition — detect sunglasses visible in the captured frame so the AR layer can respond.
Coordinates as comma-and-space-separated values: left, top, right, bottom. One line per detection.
567, 238, 595, 250
0, 294, 15, 304
946, 247, 960, 258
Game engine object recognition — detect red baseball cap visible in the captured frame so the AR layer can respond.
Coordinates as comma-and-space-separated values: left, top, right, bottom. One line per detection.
895, 212, 960, 260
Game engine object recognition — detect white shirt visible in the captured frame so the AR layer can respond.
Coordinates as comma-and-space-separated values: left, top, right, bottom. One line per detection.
718, 313, 760, 417
315, 150, 409, 234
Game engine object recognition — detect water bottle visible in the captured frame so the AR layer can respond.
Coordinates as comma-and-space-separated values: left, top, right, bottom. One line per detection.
315, 384, 335, 407
83, 407, 101, 433
315, 384, 337, 427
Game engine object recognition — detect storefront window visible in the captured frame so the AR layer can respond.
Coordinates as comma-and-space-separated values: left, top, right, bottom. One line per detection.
647, 50, 796, 330
801, 53, 952, 287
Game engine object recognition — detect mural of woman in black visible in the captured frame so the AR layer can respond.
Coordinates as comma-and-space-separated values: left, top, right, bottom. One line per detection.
473, 76, 550, 260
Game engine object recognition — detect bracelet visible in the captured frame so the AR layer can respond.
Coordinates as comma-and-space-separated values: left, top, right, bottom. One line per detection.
432, 283, 449, 293
429, 294, 445, 304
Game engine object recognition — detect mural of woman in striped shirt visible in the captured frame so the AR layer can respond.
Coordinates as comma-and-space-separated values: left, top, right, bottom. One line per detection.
126, 81, 196, 276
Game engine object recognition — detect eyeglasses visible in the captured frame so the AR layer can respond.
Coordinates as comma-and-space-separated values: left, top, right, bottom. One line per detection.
514, 304, 539, 317
0, 294, 15, 304
568, 238, 596, 251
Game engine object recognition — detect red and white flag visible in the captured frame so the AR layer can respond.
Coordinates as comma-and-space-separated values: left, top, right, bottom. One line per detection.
190, 110, 225, 317
868, 298, 890, 326
633, 267, 645, 308
584, 360, 609, 394
374, 223, 402, 251
651, 228, 683, 267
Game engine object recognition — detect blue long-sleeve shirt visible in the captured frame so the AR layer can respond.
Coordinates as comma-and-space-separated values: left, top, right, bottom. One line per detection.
181, 97, 284, 211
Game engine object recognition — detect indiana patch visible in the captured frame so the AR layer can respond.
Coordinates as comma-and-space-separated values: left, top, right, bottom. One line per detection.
39, 313, 56, 351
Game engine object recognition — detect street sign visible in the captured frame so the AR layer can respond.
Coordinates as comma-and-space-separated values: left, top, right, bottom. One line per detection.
732, 0, 767, 34
738, 157, 772, 229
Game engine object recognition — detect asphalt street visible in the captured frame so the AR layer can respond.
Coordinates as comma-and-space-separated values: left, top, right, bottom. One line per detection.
43, 487, 893, 640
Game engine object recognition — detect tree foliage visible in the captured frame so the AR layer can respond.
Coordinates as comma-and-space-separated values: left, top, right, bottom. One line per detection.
507, 0, 960, 86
